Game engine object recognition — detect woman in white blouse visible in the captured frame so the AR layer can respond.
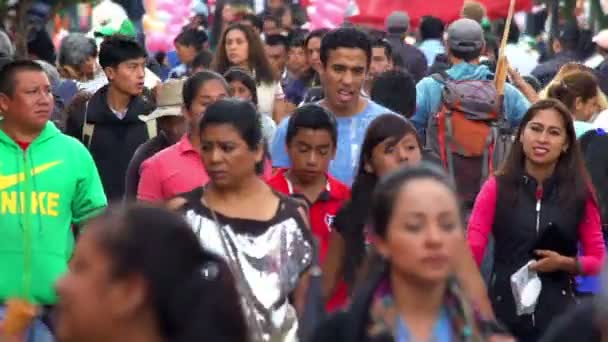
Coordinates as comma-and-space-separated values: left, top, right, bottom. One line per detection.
212, 23, 291, 122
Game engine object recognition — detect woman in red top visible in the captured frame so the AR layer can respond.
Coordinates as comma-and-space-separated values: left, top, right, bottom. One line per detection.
467, 99, 605, 341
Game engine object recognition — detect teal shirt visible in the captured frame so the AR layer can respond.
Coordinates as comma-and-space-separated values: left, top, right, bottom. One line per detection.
574, 120, 595, 138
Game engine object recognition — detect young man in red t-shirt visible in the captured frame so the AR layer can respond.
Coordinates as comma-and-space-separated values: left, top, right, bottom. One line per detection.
267, 104, 350, 312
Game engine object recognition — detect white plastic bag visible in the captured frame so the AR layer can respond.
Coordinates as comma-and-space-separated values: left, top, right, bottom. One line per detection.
510, 260, 542, 316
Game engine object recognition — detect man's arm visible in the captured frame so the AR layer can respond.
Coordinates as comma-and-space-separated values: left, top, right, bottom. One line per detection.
504, 82, 531, 128
72, 144, 107, 225
410, 78, 439, 139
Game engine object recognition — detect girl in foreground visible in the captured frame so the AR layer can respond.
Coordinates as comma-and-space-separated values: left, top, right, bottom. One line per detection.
315, 164, 509, 341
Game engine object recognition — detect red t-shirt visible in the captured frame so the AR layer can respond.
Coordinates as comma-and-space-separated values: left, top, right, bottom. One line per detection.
267, 169, 351, 312
15, 140, 31, 151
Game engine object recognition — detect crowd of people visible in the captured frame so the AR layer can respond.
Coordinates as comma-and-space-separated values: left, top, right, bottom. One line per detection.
2, 0, 608, 341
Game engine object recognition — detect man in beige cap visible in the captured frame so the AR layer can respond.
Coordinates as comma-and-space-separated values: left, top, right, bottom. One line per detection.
124, 79, 187, 200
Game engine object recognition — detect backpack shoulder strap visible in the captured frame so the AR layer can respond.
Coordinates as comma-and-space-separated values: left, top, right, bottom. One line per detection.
145, 119, 157, 138
81, 100, 94, 149
431, 70, 451, 84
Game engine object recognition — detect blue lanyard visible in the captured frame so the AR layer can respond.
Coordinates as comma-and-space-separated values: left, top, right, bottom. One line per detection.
396, 308, 452, 342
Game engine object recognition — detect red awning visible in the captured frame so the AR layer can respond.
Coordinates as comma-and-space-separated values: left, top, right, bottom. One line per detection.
348, 0, 533, 29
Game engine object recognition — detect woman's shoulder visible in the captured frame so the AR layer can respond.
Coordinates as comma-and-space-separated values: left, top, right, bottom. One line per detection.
166, 187, 205, 212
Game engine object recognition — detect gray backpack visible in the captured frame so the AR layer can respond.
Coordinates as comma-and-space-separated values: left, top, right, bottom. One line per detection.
426, 71, 513, 207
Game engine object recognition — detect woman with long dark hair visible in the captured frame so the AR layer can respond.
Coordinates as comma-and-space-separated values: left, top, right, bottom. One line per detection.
53, 204, 248, 342
322, 114, 492, 317
209, 0, 236, 50
467, 99, 605, 341
315, 164, 507, 341
212, 23, 290, 121
168, 99, 313, 341
324, 114, 425, 298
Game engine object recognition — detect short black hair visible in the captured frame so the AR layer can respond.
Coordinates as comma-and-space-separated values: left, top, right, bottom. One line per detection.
420, 16, 445, 41
371, 69, 416, 118
372, 39, 393, 61
495, 19, 520, 45
183, 70, 228, 110
286, 104, 338, 146
558, 22, 580, 51
199, 98, 262, 150
241, 13, 263, 33
99, 35, 147, 69
262, 14, 281, 28
451, 48, 482, 62
174, 27, 208, 51
288, 32, 306, 50
0, 60, 45, 97
366, 28, 387, 41
265, 34, 289, 50
320, 27, 372, 67
192, 50, 214, 70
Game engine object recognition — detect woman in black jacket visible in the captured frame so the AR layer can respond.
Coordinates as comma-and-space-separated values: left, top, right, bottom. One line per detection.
468, 99, 605, 341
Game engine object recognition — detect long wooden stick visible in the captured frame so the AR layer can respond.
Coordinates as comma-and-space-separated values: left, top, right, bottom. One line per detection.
495, 0, 517, 96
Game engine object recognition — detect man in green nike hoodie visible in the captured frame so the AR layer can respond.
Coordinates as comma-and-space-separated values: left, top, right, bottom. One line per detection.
0, 60, 107, 341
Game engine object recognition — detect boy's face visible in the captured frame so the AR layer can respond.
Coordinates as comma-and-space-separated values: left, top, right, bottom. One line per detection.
265, 43, 287, 77
287, 46, 308, 74
287, 128, 335, 185
104, 57, 146, 96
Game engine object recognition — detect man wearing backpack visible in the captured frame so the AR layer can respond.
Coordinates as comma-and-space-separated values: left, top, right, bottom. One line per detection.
65, 35, 156, 201
411, 18, 530, 210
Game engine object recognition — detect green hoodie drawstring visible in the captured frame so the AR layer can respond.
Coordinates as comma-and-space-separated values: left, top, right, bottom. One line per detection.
20, 144, 33, 303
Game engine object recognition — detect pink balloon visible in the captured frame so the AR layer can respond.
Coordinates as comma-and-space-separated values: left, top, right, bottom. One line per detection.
147, 33, 172, 52
307, 0, 346, 30
168, 23, 184, 34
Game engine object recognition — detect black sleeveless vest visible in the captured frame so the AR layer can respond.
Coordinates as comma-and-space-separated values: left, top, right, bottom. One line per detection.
489, 174, 585, 339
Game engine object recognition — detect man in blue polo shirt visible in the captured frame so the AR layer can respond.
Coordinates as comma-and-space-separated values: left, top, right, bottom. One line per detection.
271, 27, 392, 185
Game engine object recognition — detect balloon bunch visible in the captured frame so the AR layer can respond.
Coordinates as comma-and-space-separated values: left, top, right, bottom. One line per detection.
306, 0, 350, 30
143, 0, 193, 52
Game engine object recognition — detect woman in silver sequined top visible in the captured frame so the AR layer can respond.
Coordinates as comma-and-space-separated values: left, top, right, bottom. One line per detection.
169, 99, 313, 342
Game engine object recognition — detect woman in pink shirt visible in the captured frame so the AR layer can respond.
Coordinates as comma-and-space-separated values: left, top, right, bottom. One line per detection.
137, 71, 229, 202
467, 99, 605, 341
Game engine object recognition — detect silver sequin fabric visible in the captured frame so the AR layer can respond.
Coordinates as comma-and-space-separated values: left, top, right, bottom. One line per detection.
184, 209, 312, 341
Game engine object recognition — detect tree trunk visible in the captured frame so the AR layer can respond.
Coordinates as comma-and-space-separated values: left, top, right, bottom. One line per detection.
14, 0, 33, 58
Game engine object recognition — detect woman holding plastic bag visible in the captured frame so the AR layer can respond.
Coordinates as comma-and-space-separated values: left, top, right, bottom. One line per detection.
467, 99, 605, 342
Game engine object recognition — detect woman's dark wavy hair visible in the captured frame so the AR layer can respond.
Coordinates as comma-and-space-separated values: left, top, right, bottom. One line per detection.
334, 114, 420, 285
496, 99, 593, 209
212, 23, 276, 85
91, 204, 249, 342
